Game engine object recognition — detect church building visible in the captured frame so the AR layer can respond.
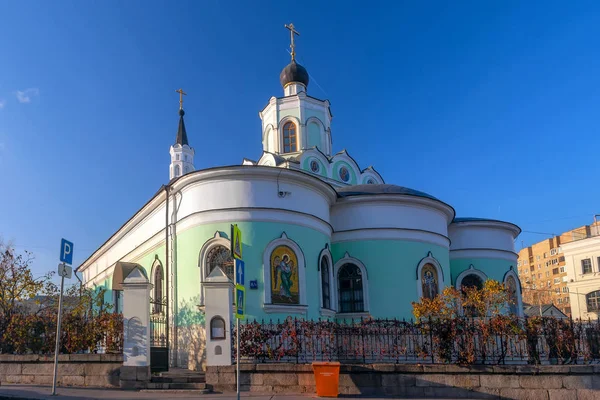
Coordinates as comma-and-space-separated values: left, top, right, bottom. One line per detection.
77, 25, 523, 371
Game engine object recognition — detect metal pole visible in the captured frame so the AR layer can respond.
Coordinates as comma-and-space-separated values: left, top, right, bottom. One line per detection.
236, 317, 240, 400
51, 273, 65, 396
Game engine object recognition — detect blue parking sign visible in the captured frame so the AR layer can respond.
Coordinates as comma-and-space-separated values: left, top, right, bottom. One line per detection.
60, 239, 74, 265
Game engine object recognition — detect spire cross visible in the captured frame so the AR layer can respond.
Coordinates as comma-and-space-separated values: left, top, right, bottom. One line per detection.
176, 88, 187, 110
284, 23, 300, 62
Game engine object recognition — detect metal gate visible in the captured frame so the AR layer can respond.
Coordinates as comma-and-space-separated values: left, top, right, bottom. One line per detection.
150, 297, 168, 372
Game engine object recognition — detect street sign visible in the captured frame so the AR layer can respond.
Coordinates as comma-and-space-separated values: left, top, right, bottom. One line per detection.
59, 239, 74, 265
231, 224, 242, 260
58, 263, 72, 279
249, 280, 258, 290
235, 284, 245, 319
235, 259, 245, 286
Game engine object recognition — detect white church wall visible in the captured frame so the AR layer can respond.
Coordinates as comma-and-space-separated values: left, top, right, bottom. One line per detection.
331, 197, 452, 248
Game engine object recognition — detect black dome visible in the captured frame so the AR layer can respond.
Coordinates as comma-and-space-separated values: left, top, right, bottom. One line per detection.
280, 61, 309, 88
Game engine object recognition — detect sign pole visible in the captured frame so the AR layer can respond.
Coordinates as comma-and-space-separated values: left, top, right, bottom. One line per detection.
51, 271, 65, 396
236, 317, 240, 400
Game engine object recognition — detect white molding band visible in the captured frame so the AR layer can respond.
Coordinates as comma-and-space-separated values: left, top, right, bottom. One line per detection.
332, 228, 449, 248
450, 248, 517, 262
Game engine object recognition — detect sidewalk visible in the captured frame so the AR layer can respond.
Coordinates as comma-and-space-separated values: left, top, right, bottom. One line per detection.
0, 385, 319, 400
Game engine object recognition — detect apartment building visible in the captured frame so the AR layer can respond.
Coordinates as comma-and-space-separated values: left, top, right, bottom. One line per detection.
563, 234, 600, 320
517, 220, 600, 318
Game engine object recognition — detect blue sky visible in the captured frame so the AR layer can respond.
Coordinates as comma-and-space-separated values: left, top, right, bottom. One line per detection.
1, 1, 599, 279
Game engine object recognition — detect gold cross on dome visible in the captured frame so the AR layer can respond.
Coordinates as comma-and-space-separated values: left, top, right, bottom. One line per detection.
176, 88, 187, 110
284, 23, 300, 62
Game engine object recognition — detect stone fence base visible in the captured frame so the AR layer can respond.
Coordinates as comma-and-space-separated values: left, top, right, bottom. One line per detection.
0, 354, 122, 387
207, 364, 600, 399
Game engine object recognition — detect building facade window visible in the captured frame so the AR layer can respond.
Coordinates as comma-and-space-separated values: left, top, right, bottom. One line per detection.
207, 245, 234, 282
282, 122, 297, 153
152, 263, 164, 314
320, 257, 331, 309
586, 290, 600, 312
582, 259, 592, 274
505, 275, 518, 315
338, 263, 364, 313
210, 316, 226, 340
174, 165, 180, 176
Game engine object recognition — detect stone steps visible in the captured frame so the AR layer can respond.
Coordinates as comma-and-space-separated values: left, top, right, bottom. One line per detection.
146, 382, 209, 390
149, 368, 210, 392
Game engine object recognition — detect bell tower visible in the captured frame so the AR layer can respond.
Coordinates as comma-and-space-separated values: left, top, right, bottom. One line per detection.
258, 23, 333, 157
169, 89, 195, 180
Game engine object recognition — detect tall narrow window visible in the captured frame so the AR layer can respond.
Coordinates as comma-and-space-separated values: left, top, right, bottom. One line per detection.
282, 122, 297, 153
505, 275, 518, 315
587, 290, 600, 312
421, 264, 438, 299
582, 259, 592, 274
207, 245, 234, 282
321, 257, 331, 309
153, 264, 164, 314
174, 165, 180, 176
338, 263, 364, 313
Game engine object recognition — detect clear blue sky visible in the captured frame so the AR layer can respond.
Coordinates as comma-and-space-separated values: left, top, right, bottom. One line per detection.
1, 1, 599, 279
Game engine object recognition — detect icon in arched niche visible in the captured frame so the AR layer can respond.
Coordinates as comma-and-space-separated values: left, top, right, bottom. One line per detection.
270, 245, 299, 304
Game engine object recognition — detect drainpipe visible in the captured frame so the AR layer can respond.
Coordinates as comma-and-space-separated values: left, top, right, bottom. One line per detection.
164, 185, 170, 366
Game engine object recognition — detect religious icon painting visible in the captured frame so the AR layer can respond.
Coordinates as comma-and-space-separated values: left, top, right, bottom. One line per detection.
339, 167, 350, 182
270, 245, 300, 304
421, 264, 439, 299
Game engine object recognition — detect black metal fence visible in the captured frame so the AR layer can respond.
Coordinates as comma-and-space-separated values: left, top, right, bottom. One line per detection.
233, 316, 600, 365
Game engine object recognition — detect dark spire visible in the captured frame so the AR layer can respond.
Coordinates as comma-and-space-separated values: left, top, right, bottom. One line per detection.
176, 108, 189, 146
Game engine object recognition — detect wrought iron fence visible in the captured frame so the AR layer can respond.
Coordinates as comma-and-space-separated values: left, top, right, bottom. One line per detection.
232, 316, 600, 365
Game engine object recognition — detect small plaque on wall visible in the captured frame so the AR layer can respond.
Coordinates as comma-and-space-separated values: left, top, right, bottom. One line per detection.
249, 280, 258, 289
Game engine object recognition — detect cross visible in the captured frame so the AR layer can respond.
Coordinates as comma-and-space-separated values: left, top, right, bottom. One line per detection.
175, 88, 187, 110
284, 23, 300, 62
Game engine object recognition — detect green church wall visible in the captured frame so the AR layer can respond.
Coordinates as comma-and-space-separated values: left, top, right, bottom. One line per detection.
172, 221, 329, 322
450, 257, 516, 285
331, 240, 450, 320
307, 121, 322, 150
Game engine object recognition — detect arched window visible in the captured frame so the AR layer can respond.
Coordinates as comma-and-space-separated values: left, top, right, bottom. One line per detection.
152, 263, 164, 314
174, 165, 181, 176
421, 264, 439, 299
321, 257, 331, 309
505, 275, 519, 315
282, 122, 297, 153
461, 274, 484, 291
587, 290, 600, 312
210, 316, 226, 340
206, 245, 234, 282
338, 263, 364, 313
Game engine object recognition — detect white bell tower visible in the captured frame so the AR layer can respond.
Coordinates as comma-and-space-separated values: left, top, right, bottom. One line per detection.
169, 89, 195, 180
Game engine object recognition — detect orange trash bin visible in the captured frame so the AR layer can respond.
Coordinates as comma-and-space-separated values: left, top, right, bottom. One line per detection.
312, 361, 341, 397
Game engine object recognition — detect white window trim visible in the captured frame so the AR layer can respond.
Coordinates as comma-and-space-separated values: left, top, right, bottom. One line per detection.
334, 252, 370, 314
503, 267, 524, 318
317, 244, 336, 317
279, 117, 303, 154
198, 231, 231, 307
455, 265, 488, 290
415, 251, 444, 299
262, 232, 307, 315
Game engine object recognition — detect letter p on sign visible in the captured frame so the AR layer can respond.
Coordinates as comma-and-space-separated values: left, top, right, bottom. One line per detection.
60, 239, 74, 265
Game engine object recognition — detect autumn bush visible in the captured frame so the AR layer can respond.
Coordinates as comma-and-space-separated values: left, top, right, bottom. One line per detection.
0, 242, 123, 354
